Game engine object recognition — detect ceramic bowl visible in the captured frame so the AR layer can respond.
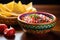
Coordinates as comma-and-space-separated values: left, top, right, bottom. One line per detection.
18, 12, 56, 34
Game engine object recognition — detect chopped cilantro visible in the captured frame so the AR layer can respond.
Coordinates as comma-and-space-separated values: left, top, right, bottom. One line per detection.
30, 14, 39, 19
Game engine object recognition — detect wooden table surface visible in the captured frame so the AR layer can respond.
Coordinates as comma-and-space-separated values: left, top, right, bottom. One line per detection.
0, 5, 60, 40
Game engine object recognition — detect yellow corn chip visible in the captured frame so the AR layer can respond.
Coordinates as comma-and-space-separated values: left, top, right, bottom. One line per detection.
27, 2, 32, 7
0, 4, 11, 12
25, 2, 37, 12
5, 1, 15, 12
13, 3, 20, 13
17, 1, 26, 13
0, 10, 12, 17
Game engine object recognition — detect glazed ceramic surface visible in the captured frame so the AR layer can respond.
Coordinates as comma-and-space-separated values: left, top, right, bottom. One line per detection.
18, 12, 56, 34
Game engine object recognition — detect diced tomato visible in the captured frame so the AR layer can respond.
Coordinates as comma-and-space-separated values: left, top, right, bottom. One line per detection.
22, 14, 52, 23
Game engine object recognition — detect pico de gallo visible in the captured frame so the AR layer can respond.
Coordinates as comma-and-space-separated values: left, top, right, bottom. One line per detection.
22, 14, 52, 23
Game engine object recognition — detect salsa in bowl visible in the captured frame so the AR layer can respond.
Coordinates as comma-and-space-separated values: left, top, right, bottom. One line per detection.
18, 12, 56, 34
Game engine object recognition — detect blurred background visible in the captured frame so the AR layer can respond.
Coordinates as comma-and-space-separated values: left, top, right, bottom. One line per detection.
0, 0, 60, 5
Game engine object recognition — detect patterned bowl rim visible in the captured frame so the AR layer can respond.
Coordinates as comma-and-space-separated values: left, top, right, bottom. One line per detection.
18, 12, 56, 25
